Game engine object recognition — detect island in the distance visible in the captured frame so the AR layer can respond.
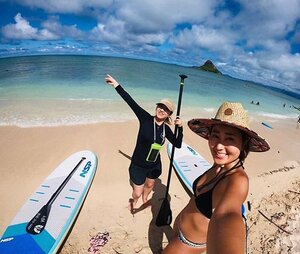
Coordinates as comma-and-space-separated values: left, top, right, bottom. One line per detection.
193, 60, 222, 74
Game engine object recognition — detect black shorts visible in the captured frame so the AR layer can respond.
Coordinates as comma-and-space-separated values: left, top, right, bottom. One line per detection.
129, 163, 162, 185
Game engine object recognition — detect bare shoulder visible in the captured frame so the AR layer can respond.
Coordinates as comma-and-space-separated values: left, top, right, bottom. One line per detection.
229, 167, 248, 182
214, 168, 249, 213
224, 167, 249, 194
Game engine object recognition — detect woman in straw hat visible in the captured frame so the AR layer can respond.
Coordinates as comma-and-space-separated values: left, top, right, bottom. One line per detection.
163, 102, 269, 254
105, 74, 183, 213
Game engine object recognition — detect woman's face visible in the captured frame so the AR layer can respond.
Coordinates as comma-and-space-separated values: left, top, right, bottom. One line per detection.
208, 124, 243, 168
156, 104, 171, 120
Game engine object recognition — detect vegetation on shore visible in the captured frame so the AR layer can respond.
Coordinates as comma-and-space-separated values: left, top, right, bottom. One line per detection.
193, 60, 222, 74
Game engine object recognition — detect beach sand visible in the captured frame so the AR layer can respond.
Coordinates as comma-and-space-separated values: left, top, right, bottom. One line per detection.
0, 118, 299, 253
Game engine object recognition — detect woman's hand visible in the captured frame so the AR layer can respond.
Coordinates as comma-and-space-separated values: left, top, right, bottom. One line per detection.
174, 117, 183, 127
105, 74, 120, 88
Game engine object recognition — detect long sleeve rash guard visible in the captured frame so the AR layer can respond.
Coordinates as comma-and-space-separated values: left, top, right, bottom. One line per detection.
115, 85, 183, 169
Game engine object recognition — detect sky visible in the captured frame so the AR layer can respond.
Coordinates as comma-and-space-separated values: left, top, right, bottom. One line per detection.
0, 0, 300, 95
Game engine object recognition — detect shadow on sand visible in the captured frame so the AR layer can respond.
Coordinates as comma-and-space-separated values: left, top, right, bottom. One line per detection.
132, 179, 174, 254
118, 149, 174, 253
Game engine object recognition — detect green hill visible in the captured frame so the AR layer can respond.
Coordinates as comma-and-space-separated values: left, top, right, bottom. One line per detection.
194, 60, 222, 74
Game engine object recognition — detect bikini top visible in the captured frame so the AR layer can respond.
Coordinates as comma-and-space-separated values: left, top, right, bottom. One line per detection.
192, 162, 243, 219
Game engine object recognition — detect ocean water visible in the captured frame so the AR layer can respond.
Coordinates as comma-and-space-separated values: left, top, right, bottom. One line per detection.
0, 55, 299, 127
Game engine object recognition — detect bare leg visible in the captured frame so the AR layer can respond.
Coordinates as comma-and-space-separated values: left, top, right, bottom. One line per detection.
128, 183, 144, 212
142, 178, 155, 204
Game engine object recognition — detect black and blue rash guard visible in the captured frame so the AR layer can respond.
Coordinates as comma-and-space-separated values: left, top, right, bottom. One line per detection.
116, 85, 183, 169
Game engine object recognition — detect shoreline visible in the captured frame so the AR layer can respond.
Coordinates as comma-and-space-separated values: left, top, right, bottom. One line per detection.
0, 102, 299, 128
0, 119, 299, 253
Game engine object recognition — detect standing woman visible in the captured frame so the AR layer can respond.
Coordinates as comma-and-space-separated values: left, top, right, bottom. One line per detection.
105, 74, 183, 212
163, 102, 269, 254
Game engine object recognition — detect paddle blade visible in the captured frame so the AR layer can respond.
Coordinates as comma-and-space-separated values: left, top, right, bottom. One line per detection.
26, 205, 51, 234
156, 199, 172, 227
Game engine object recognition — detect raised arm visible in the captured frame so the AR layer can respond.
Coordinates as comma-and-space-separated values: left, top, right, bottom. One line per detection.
105, 74, 120, 88
104, 74, 149, 120
207, 171, 249, 254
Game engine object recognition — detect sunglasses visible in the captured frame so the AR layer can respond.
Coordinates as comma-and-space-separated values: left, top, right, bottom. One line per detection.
157, 104, 172, 114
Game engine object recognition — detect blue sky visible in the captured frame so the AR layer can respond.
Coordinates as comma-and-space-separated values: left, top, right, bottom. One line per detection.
0, 0, 300, 94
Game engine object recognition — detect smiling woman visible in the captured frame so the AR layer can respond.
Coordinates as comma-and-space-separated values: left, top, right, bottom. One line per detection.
104, 74, 183, 213
163, 102, 270, 254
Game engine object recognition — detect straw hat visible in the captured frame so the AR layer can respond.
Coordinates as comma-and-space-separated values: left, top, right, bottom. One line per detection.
188, 102, 270, 152
156, 98, 175, 114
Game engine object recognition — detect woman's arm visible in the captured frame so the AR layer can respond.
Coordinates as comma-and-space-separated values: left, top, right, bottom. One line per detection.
165, 120, 183, 148
105, 74, 149, 120
207, 172, 248, 254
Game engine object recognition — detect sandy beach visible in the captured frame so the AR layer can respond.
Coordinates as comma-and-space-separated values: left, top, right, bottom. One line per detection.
0, 117, 299, 253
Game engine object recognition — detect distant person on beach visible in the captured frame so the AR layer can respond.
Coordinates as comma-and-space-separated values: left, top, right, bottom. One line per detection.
163, 102, 270, 254
105, 74, 183, 212
292, 105, 300, 123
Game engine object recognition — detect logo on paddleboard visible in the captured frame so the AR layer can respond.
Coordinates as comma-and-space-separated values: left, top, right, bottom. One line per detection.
187, 146, 197, 155
0, 237, 14, 243
80, 161, 92, 178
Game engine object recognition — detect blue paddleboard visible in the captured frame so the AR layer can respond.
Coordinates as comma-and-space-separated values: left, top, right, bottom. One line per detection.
261, 122, 273, 129
0, 150, 98, 254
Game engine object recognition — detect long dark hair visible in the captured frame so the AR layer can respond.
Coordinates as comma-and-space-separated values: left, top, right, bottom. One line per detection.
239, 132, 251, 162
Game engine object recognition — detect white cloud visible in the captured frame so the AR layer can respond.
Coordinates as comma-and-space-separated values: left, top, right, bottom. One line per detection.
90, 16, 168, 49
1, 13, 85, 41
232, 0, 300, 42
2, 13, 58, 40
116, 0, 218, 33
260, 54, 300, 74
170, 25, 235, 53
2, 13, 39, 39
41, 16, 85, 39
91, 17, 126, 43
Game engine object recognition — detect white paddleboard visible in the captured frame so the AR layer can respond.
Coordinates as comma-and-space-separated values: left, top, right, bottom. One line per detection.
167, 142, 247, 217
167, 142, 211, 194
0, 150, 98, 254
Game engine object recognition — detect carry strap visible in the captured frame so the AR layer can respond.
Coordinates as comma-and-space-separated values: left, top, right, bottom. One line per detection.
153, 118, 165, 144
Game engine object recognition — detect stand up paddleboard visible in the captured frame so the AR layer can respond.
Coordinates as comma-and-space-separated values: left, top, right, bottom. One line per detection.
0, 150, 98, 254
167, 142, 211, 194
167, 142, 247, 217
261, 122, 273, 129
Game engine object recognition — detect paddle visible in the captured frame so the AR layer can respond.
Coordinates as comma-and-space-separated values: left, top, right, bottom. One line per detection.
156, 74, 187, 227
26, 157, 86, 235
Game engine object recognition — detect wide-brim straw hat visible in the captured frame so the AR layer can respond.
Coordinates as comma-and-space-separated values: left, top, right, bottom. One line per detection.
188, 102, 270, 152
156, 98, 175, 114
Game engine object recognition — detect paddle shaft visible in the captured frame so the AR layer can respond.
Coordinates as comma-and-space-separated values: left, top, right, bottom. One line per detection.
47, 157, 86, 206
164, 74, 187, 199
26, 157, 86, 234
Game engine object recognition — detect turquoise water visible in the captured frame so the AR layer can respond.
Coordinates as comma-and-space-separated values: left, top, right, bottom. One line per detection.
0, 55, 299, 127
